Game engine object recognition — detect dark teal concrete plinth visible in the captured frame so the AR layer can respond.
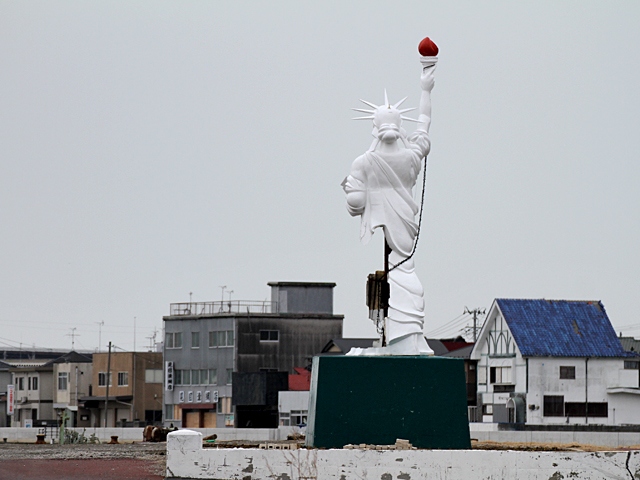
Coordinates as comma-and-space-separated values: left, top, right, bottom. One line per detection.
306, 355, 471, 449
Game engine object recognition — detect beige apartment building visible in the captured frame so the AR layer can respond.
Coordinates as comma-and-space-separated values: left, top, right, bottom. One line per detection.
80, 351, 163, 427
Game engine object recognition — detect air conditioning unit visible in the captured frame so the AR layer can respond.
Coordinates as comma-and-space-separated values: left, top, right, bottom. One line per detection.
20, 396, 28, 403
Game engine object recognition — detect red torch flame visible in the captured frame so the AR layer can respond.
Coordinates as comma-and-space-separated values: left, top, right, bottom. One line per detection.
418, 37, 439, 57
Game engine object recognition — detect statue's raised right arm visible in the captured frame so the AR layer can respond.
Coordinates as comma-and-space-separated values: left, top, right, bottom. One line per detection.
410, 63, 436, 158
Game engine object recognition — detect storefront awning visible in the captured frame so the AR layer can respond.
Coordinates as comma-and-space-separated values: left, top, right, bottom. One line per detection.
79, 396, 133, 408
178, 403, 216, 410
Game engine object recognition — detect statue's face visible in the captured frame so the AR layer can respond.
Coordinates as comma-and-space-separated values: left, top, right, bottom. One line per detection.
374, 107, 401, 129
374, 107, 402, 143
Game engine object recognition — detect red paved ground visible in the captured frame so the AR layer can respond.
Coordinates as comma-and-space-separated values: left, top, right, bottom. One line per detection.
0, 458, 164, 480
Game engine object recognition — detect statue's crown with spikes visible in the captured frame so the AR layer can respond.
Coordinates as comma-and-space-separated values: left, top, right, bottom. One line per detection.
352, 89, 418, 128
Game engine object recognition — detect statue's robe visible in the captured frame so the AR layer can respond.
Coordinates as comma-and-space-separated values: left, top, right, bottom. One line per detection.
342, 129, 430, 343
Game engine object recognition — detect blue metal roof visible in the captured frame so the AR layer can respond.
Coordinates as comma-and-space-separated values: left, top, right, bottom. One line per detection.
496, 299, 633, 358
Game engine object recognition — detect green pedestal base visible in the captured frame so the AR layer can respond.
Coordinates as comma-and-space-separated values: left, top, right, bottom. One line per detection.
306, 355, 471, 449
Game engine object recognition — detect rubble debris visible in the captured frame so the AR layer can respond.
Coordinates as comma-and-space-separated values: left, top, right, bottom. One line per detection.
343, 439, 416, 451
258, 443, 299, 450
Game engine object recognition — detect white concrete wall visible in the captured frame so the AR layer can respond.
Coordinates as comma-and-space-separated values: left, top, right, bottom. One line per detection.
469, 428, 640, 447
166, 430, 640, 480
0, 426, 287, 443
4, 424, 640, 447
0, 427, 145, 443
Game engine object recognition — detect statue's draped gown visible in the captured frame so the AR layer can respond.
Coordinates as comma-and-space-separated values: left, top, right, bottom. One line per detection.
343, 129, 430, 343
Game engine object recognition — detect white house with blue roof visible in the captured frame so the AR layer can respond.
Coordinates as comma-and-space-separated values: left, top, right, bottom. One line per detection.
470, 299, 640, 425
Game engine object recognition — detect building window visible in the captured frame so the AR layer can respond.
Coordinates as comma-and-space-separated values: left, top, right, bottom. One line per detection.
279, 412, 290, 426
259, 330, 279, 342
489, 366, 511, 384
181, 370, 191, 386
559, 366, 576, 379
209, 369, 217, 385
145, 369, 163, 383
493, 384, 515, 393
564, 402, 609, 418
118, 372, 129, 386
58, 373, 68, 391
165, 332, 183, 349
587, 402, 608, 417
478, 366, 487, 385
290, 410, 308, 426
209, 330, 234, 348
165, 404, 174, 420
175, 369, 182, 385
564, 402, 586, 417
543, 395, 564, 417
28, 377, 38, 391
624, 361, 640, 370
17, 377, 24, 391
191, 332, 200, 349
98, 372, 112, 387
191, 370, 200, 385
218, 397, 232, 414
226, 369, 233, 385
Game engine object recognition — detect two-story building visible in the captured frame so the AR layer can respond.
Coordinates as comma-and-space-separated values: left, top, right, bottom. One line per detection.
0, 360, 11, 427
9, 359, 54, 427
80, 350, 163, 427
51, 351, 93, 427
163, 281, 343, 428
470, 299, 640, 425
0, 348, 72, 427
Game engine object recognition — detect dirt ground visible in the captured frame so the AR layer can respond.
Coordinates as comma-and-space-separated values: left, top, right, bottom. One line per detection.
471, 439, 640, 452
0, 442, 166, 480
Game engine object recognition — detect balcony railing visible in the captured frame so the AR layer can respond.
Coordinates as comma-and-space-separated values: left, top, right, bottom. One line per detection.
169, 300, 277, 316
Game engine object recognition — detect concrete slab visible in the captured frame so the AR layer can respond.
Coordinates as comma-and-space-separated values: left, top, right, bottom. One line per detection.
165, 432, 640, 480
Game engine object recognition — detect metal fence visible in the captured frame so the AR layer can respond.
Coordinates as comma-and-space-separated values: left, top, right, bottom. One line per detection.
169, 300, 277, 316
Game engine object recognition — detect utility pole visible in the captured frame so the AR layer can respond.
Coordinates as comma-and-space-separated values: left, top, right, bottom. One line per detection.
464, 307, 486, 342
74, 366, 79, 412
104, 341, 112, 428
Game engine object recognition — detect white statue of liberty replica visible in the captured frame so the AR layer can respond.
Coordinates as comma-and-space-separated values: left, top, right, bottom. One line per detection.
342, 38, 439, 356
307, 38, 471, 450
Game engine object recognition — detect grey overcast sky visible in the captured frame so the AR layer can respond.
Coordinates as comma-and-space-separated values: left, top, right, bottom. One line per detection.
1, 1, 639, 352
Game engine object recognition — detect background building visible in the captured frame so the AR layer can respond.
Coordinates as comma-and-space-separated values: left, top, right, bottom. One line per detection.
50, 351, 93, 427
80, 351, 163, 427
163, 281, 343, 428
471, 299, 640, 425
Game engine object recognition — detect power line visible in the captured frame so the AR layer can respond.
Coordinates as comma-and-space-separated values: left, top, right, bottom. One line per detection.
463, 307, 486, 342
427, 316, 471, 337
426, 313, 472, 337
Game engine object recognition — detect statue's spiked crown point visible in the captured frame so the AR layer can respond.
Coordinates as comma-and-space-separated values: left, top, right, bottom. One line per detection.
352, 91, 418, 123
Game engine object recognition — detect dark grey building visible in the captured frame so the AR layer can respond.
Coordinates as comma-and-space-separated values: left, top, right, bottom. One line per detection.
163, 282, 343, 428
